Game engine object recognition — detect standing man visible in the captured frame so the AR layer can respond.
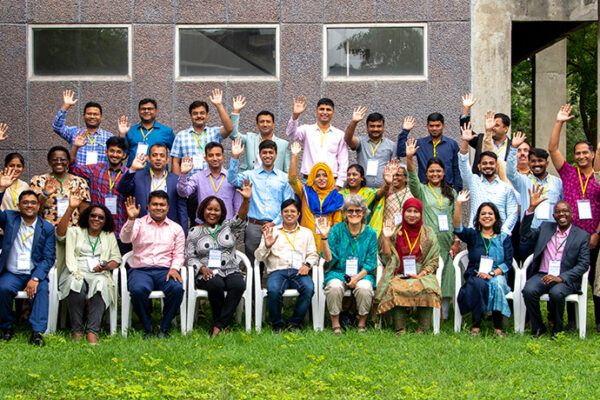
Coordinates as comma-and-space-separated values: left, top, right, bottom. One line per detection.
117, 99, 175, 167
286, 96, 348, 189
548, 104, 600, 332
397, 112, 462, 191
229, 96, 291, 172
52, 89, 113, 168
117, 144, 188, 235
0, 170, 56, 345
228, 138, 294, 267
344, 108, 397, 189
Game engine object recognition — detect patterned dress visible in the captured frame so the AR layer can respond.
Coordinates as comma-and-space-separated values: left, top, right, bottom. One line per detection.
30, 173, 91, 226
382, 186, 413, 225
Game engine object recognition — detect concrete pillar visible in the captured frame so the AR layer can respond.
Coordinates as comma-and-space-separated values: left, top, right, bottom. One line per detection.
534, 39, 567, 175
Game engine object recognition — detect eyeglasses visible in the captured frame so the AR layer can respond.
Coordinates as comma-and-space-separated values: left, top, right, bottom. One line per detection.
90, 213, 106, 221
20, 200, 38, 206
346, 209, 363, 215
140, 107, 156, 111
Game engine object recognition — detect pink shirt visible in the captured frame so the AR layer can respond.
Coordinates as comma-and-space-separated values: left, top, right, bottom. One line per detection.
120, 214, 185, 271
540, 225, 572, 273
558, 162, 600, 234
286, 119, 348, 187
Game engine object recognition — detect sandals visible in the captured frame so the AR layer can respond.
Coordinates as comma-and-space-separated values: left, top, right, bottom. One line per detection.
469, 329, 480, 336
332, 326, 343, 336
357, 326, 367, 333
495, 331, 506, 338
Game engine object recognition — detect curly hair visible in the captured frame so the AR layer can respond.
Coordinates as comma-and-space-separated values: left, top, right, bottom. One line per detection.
78, 204, 115, 233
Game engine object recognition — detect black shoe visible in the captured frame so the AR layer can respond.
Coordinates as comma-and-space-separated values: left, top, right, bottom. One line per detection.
29, 332, 45, 346
156, 329, 169, 339
596, 323, 600, 333
272, 326, 284, 334
286, 324, 300, 333
2, 328, 14, 341
143, 330, 154, 340
532, 326, 547, 338
565, 321, 577, 331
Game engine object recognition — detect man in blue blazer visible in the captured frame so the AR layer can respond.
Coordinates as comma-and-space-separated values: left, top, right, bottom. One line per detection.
117, 143, 188, 235
0, 173, 56, 345
520, 187, 590, 337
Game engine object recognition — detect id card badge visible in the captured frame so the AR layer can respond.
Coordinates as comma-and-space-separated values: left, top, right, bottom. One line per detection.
437, 212, 449, 232
535, 201, 550, 220
105, 195, 117, 215
394, 213, 403, 226
136, 143, 149, 155
315, 224, 321, 235
548, 259, 561, 277
479, 256, 494, 274
87, 257, 100, 273
86, 151, 98, 165
366, 160, 379, 176
17, 253, 30, 271
56, 197, 69, 217
208, 249, 222, 269
402, 256, 417, 276
290, 251, 304, 269
345, 257, 359, 277
192, 155, 204, 170
577, 199, 592, 220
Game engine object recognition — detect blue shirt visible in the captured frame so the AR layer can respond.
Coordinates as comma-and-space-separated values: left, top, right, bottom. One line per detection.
125, 121, 175, 167
171, 125, 223, 175
397, 130, 462, 191
7, 218, 38, 275
227, 158, 294, 225
506, 147, 563, 228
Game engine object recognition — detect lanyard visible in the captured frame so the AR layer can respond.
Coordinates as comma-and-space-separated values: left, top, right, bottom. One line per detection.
432, 139, 440, 157
319, 127, 329, 146
403, 228, 422, 255
393, 188, 408, 207
480, 232, 496, 256
150, 170, 168, 191
52, 174, 67, 193
207, 224, 220, 247
20, 223, 34, 244
347, 223, 363, 256
530, 174, 550, 196
192, 129, 206, 151
495, 139, 508, 156
369, 140, 382, 156
282, 227, 298, 251
427, 183, 444, 210
577, 167, 593, 199
140, 127, 154, 142
87, 132, 98, 147
10, 181, 19, 207
209, 174, 224, 194
553, 231, 568, 257
87, 231, 100, 255
108, 170, 122, 191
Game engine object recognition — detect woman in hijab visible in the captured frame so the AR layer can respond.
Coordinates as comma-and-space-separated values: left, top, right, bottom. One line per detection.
375, 198, 441, 334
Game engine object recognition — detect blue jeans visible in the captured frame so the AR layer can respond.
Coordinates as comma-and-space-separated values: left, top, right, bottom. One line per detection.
266, 269, 314, 328
0, 272, 49, 333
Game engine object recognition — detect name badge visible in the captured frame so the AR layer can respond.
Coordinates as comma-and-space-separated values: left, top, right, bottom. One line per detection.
402, 256, 417, 276
479, 256, 494, 274
548, 259, 561, 277
105, 195, 117, 215
192, 155, 204, 170
394, 213, 403, 226
315, 223, 321, 235
17, 252, 31, 271
535, 201, 550, 220
345, 257, 359, 277
136, 143, 149, 155
208, 249, 222, 269
366, 160, 379, 177
86, 151, 98, 165
577, 199, 592, 220
437, 212, 449, 232
87, 257, 100, 273
56, 197, 69, 218
290, 250, 304, 269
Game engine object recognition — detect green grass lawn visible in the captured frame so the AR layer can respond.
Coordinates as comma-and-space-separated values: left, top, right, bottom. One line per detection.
2, 306, 600, 399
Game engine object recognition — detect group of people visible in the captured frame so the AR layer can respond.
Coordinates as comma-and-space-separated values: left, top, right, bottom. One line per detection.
0, 90, 597, 345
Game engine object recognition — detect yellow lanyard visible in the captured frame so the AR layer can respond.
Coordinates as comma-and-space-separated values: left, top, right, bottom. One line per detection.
209, 174, 224, 193
495, 139, 508, 156
369, 140, 382, 156
319, 127, 329, 146
403, 228, 422, 255
108, 170, 122, 191
282, 227, 298, 251
140, 127, 154, 142
192, 129, 206, 151
20, 223, 34, 244
150, 170, 168, 191
432, 139, 440, 157
427, 183, 444, 210
577, 167, 593, 199
531, 174, 550, 196
87, 132, 98, 147
10, 181, 18, 207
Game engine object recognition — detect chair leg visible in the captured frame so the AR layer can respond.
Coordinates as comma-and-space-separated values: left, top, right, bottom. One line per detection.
432, 308, 440, 334
187, 295, 196, 334
577, 299, 587, 339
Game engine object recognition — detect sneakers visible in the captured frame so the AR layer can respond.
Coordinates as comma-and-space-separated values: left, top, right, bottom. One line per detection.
2, 328, 14, 341
29, 331, 45, 346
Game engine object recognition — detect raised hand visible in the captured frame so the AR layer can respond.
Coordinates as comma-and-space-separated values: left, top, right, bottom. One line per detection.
73, 131, 87, 148
232, 95, 247, 113
512, 131, 526, 148
180, 155, 194, 175
0, 168, 17, 189
383, 161, 398, 185
316, 216, 331, 238
460, 122, 476, 142
130, 153, 147, 172
0, 123, 8, 141
382, 219, 395, 239
292, 96, 307, 118
117, 116, 130, 136
68, 187, 84, 209
263, 226, 277, 249
209, 88, 223, 106
556, 104, 575, 123
62, 89, 78, 110
351, 106, 367, 123
237, 179, 253, 199
484, 111, 495, 132
290, 141, 302, 156
462, 93, 477, 108
44, 177, 59, 196
528, 186, 547, 210
405, 138, 419, 158
456, 190, 470, 203
231, 137, 245, 159
125, 196, 140, 220
403, 116, 416, 131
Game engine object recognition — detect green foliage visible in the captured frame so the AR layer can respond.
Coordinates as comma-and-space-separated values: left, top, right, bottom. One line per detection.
511, 57, 533, 141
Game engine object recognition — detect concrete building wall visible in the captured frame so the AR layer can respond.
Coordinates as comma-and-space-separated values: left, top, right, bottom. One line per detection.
0, 0, 470, 180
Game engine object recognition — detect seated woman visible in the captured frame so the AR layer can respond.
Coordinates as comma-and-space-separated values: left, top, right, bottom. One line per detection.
453, 190, 513, 337
56, 189, 122, 344
289, 142, 343, 253
374, 198, 441, 333
318, 195, 377, 334
185, 180, 251, 338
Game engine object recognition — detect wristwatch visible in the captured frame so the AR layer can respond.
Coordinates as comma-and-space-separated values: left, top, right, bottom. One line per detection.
32, 277, 40, 282
304, 262, 312, 269
489, 271, 496, 277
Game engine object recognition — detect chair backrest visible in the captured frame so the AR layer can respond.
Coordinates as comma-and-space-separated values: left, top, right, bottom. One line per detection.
436, 256, 444, 283
453, 250, 469, 274
122, 251, 133, 269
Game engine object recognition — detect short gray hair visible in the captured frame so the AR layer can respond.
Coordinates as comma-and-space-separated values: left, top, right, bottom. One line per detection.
342, 194, 370, 223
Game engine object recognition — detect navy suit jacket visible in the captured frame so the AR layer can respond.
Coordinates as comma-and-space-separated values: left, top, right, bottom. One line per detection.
0, 192, 56, 281
116, 170, 188, 235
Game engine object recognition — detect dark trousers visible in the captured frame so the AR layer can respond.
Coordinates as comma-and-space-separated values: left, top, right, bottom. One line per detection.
117, 239, 132, 257
266, 269, 314, 328
197, 273, 245, 330
127, 267, 184, 332
523, 272, 574, 334
245, 222, 265, 270
187, 192, 199, 228
0, 271, 48, 333
66, 281, 106, 335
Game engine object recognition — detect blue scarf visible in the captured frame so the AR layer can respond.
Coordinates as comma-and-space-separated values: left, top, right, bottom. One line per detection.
304, 184, 344, 216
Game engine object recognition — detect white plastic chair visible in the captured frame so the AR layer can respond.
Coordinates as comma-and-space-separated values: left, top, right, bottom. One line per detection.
14, 266, 58, 335
120, 251, 187, 337
518, 255, 589, 338
254, 259, 320, 332
431, 256, 444, 334
453, 250, 522, 333
186, 250, 253, 333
